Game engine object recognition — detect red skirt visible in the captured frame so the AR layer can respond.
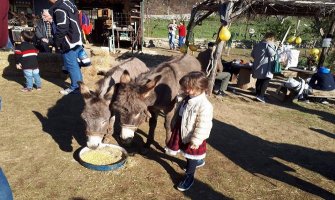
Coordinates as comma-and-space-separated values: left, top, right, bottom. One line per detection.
166, 116, 206, 158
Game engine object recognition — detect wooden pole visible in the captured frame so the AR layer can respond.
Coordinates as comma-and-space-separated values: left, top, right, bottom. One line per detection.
317, 17, 335, 68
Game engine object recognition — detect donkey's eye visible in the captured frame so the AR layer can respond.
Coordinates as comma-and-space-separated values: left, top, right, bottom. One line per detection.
101, 120, 108, 125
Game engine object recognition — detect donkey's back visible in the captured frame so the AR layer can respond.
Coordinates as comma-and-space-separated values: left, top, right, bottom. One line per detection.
138, 54, 202, 105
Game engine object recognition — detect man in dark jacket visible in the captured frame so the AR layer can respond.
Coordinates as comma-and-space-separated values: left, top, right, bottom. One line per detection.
197, 42, 231, 97
35, 10, 54, 52
49, 0, 83, 95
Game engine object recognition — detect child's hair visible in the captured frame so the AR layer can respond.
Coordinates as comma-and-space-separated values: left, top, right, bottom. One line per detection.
264, 32, 275, 40
179, 71, 209, 92
21, 30, 35, 42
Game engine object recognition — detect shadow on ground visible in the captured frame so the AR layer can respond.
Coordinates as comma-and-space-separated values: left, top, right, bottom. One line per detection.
209, 119, 335, 199
310, 127, 335, 140
119, 128, 232, 199
32, 94, 86, 152
2, 53, 68, 89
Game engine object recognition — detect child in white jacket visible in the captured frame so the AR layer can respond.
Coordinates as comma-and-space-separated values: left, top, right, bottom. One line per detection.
165, 71, 213, 191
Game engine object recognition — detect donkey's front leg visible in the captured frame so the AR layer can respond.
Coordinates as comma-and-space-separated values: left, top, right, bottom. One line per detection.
164, 110, 174, 145
144, 110, 158, 149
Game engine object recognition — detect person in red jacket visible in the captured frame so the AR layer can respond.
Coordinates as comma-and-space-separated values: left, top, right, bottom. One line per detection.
177, 21, 186, 48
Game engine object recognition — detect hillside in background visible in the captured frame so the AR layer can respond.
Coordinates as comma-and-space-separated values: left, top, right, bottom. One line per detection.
145, 0, 201, 15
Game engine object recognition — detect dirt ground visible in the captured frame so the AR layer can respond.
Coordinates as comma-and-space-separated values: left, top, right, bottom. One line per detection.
0, 47, 334, 200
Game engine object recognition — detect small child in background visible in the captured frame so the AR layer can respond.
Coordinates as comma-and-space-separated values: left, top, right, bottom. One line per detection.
15, 30, 41, 92
165, 71, 213, 191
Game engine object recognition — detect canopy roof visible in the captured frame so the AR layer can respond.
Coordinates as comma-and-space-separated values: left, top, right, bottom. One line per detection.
237, 0, 335, 17
194, 0, 335, 18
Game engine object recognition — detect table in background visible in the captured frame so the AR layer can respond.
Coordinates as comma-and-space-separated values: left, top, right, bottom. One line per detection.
288, 67, 316, 79
231, 63, 255, 90
10, 26, 35, 44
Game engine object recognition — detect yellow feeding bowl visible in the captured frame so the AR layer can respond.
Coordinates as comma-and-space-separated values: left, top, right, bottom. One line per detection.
79, 144, 128, 171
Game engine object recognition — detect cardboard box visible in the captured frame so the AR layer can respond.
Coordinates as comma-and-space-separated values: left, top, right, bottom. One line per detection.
98, 9, 112, 18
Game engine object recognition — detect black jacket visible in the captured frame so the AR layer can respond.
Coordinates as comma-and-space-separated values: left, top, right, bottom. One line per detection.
14, 42, 39, 70
49, 0, 82, 52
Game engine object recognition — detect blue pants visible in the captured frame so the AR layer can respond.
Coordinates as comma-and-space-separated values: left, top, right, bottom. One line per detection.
178, 36, 185, 47
23, 69, 41, 89
62, 46, 83, 90
0, 168, 13, 200
168, 33, 175, 49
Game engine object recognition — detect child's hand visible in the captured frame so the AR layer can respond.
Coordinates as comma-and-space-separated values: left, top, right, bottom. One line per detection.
16, 64, 22, 69
190, 143, 199, 149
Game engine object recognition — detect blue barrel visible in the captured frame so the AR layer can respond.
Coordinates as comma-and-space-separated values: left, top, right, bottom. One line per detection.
0, 168, 13, 200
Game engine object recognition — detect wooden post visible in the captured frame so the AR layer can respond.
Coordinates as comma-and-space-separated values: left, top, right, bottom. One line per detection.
208, 0, 234, 95
318, 17, 335, 68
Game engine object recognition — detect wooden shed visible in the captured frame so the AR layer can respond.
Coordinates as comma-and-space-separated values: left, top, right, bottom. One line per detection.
75, 0, 144, 50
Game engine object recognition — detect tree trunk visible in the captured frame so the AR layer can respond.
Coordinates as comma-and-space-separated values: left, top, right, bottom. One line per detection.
208, 0, 234, 95
318, 17, 335, 68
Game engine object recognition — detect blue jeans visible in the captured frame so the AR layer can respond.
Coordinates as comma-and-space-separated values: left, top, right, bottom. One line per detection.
0, 168, 13, 200
23, 69, 41, 89
7, 36, 14, 50
178, 36, 185, 47
168, 33, 175, 49
62, 46, 83, 90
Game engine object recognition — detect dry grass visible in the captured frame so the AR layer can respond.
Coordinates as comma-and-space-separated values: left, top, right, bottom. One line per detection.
0, 47, 334, 200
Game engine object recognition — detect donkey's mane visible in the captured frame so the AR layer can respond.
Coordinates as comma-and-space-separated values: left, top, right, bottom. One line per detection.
134, 55, 185, 85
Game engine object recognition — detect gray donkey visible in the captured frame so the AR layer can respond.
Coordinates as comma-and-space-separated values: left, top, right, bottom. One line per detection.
78, 57, 149, 149
112, 54, 202, 149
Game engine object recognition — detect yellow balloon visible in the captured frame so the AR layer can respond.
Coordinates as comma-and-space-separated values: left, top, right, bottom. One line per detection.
295, 36, 302, 44
287, 36, 296, 43
219, 27, 231, 41
310, 48, 320, 55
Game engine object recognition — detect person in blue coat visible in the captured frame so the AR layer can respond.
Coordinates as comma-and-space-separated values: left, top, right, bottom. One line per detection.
309, 66, 335, 91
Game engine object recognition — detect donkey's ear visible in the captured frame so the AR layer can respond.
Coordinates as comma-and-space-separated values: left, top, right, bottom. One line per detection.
120, 70, 131, 84
104, 85, 115, 100
78, 81, 93, 99
139, 75, 162, 99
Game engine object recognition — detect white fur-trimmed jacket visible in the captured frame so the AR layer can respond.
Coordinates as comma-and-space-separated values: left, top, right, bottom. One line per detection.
174, 92, 213, 146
